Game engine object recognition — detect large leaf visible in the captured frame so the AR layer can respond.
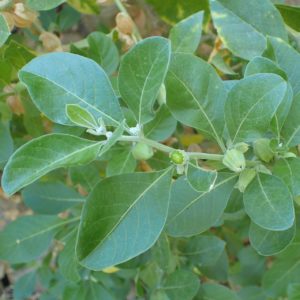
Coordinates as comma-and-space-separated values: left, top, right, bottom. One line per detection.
76, 168, 173, 270
166, 53, 227, 150
281, 93, 300, 147
161, 270, 200, 300
262, 257, 300, 297
0, 215, 67, 263
243, 173, 294, 231
265, 37, 300, 96
169, 11, 203, 53
26, 0, 66, 10
210, 0, 287, 60
19, 52, 123, 127
273, 158, 300, 196
249, 222, 295, 256
22, 181, 84, 215
2, 134, 103, 195
118, 37, 171, 124
225, 73, 287, 143
166, 173, 236, 237
0, 14, 10, 47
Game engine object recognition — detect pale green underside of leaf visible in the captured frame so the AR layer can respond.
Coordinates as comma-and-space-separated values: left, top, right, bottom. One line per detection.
0, 14, 10, 47
243, 173, 294, 231
225, 73, 287, 143
19, 52, 123, 127
66, 104, 98, 129
166, 53, 226, 151
167, 173, 237, 237
118, 37, 171, 125
249, 222, 295, 256
26, 0, 66, 10
210, 0, 287, 60
169, 11, 204, 53
76, 168, 173, 270
0, 215, 65, 264
2, 134, 103, 195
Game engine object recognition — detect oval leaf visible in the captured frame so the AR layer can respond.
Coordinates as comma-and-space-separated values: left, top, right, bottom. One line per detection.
19, 52, 123, 127
2, 134, 103, 195
76, 168, 173, 270
118, 37, 171, 125
243, 173, 295, 231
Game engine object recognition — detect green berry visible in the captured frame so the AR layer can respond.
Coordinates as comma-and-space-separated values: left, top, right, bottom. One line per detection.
132, 142, 154, 160
170, 150, 185, 165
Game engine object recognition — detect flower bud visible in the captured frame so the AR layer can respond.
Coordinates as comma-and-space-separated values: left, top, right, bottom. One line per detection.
253, 138, 274, 163
39, 32, 62, 52
170, 150, 186, 165
13, 3, 38, 28
222, 148, 246, 173
116, 12, 134, 35
132, 142, 154, 160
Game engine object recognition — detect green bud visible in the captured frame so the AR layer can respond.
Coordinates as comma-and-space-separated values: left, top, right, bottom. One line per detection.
132, 142, 154, 160
236, 169, 256, 193
234, 142, 249, 153
222, 148, 246, 173
170, 150, 186, 165
253, 138, 274, 163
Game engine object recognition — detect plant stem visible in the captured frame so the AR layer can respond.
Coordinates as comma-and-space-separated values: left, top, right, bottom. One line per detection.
113, 0, 143, 41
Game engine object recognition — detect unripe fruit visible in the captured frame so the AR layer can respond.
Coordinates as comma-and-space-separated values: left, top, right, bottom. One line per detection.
236, 169, 256, 192
253, 138, 274, 163
170, 150, 185, 165
223, 148, 246, 173
132, 142, 154, 160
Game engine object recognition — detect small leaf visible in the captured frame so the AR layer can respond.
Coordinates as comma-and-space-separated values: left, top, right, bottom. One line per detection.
0, 215, 67, 264
249, 221, 295, 256
276, 4, 300, 32
169, 11, 203, 53
13, 271, 36, 300
66, 104, 98, 129
26, 0, 66, 10
200, 283, 239, 300
0, 14, 10, 47
167, 173, 236, 237
225, 73, 287, 143
162, 270, 200, 300
166, 53, 227, 150
0, 121, 13, 169
210, 0, 287, 60
76, 168, 173, 270
243, 173, 294, 231
19, 52, 123, 127
118, 37, 171, 124
186, 163, 217, 192
22, 181, 84, 215
2, 134, 103, 195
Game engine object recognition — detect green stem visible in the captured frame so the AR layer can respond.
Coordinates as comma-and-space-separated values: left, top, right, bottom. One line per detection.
113, 0, 143, 41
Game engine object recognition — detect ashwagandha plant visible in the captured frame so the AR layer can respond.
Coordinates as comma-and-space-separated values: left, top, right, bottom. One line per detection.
2, 0, 300, 298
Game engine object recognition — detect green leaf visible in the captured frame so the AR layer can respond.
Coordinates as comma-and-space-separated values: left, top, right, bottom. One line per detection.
179, 235, 225, 266
106, 147, 136, 177
66, 104, 98, 129
288, 284, 300, 300
0, 14, 10, 47
281, 94, 300, 147
237, 287, 267, 300
169, 11, 203, 53
0, 215, 66, 263
210, 0, 287, 60
200, 283, 239, 300
144, 104, 177, 142
167, 173, 236, 237
273, 158, 300, 196
249, 221, 295, 256
118, 37, 171, 124
165, 53, 227, 150
262, 257, 300, 297
243, 173, 294, 231
265, 37, 300, 96
19, 52, 123, 127
22, 181, 84, 215
186, 163, 217, 192
76, 168, 173, 270
13, 271, 36, 300
276, 4, 300, 31
71, 32, 119, 75
211, 52, 237, 75
26, 0, 66, 10
225, 73, 287, 143
59, 230, 81, 283
162, 270, 200, 300
0, 121, 13, 169
2, 134, 103, 195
